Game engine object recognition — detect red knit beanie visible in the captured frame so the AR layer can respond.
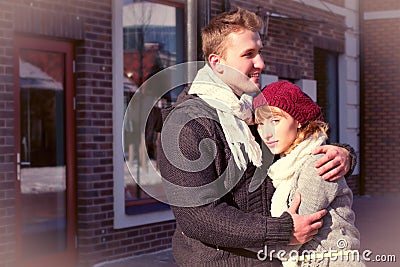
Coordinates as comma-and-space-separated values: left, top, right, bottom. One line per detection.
253, 80, 324, 125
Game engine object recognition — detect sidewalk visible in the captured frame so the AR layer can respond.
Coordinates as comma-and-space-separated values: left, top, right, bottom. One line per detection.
98, 194, 400, 267
95, 248, 177, 267
352, 194, 400, 266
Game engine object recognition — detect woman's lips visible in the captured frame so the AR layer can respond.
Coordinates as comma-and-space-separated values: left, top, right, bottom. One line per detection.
266, 140, 278, 146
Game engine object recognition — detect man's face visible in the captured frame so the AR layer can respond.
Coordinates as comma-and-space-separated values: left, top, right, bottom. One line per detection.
217, 29, 265, 96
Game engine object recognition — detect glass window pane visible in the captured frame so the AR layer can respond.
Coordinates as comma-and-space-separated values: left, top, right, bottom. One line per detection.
122, 0, 183, 212
19, 49, 67, 259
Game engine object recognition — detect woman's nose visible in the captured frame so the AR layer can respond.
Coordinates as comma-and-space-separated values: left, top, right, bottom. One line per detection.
259, 124, 273, 139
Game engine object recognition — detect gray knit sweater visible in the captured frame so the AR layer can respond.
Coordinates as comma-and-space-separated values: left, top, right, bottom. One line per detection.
157, 91, 293, 266
295, 156, 365, 266
268, 138, 364, 267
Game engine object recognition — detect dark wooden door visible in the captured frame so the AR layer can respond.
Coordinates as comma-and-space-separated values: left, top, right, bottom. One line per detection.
14, 36, 76, 267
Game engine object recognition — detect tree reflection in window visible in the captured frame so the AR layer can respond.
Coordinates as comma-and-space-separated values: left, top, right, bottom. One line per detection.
122, 0, 184, 213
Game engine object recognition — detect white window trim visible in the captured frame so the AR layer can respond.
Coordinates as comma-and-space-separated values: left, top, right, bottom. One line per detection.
112, 0, 174, 229
260, 74, 278, 88
364, 10, 400, 20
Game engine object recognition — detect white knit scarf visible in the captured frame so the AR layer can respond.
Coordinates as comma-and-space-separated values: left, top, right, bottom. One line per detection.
269, 134, 327, 217
188, 65, 262, 170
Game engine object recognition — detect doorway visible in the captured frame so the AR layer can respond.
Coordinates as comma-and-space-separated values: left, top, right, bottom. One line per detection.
14, 36, 76, 267
314, 48, 339, 143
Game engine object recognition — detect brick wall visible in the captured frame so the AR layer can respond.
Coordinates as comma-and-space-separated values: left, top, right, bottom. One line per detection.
363, 0, 400, 12
0, 1, 16, 266
82, 221, 175, 266
0, 0, 175, 266
224, 0, 345, 80
72, 1, 115, 265
362, 0, 400, 194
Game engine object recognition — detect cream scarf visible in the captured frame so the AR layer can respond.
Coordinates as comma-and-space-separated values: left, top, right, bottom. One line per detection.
269, 134, 326, 267
269, 134, 327, 217
188, 65, 262, 170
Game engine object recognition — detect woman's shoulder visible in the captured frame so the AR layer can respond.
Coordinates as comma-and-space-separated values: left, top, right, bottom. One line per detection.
297, 153, 332, 182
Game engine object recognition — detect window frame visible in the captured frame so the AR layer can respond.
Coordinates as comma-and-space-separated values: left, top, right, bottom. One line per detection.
112, 0, 178, 228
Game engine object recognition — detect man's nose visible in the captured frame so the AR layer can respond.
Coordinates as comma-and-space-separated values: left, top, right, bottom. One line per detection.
254, 54, 265, 70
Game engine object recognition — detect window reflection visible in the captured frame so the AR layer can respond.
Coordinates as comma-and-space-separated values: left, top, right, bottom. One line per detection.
123, 0, 183, 213
19, 49, 67, 258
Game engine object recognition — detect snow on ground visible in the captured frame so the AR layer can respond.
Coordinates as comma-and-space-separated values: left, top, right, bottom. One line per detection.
21, 167, 66, 194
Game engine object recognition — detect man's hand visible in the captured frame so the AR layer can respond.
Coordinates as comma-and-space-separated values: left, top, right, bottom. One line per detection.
287, 193, 326, 245
313, 145, 350, 181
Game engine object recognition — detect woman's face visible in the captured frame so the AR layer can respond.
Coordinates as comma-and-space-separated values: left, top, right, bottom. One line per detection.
256, 107, 300, 155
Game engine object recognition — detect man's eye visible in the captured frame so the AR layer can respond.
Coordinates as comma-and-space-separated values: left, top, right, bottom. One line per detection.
244, 51, 255, 57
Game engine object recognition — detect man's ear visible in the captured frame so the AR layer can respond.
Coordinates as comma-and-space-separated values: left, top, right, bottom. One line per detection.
208, 54, 223, 74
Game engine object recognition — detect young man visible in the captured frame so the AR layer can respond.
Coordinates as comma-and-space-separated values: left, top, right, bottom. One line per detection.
157, 8, 355, 266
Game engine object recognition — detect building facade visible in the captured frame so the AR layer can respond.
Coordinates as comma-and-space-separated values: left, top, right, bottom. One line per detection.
0, 0, 398, 266
360, 0, 400, 195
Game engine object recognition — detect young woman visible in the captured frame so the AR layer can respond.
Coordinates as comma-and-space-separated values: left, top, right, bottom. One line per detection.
253, 80, 365, 266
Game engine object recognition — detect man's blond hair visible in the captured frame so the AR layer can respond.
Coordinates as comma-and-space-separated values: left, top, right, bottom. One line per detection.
201, 7, 262, 61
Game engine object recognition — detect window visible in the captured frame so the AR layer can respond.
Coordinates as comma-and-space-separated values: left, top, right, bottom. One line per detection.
120, 0, 184, 217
